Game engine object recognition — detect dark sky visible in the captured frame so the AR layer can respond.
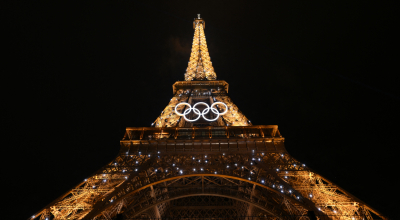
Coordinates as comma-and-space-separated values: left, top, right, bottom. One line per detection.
4, 1, 398, 219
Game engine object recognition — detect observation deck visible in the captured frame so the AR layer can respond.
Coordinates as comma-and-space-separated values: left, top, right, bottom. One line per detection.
172, 80, 229, 94
121, 125, 285, 154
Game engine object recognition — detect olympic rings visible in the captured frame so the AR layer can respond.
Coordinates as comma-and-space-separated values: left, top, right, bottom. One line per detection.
175, 102, 228, 122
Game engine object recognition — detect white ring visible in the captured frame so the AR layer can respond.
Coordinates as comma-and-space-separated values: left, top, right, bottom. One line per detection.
175, 101, 228, 122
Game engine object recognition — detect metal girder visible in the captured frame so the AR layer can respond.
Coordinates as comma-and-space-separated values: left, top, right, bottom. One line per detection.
30, 150, 386, 220
84, 172, 316, 219
170, 205, 235, 210
124, 193, 281, 218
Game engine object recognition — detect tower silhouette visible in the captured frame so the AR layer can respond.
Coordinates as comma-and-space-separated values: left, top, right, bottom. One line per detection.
30, 15, 386, 220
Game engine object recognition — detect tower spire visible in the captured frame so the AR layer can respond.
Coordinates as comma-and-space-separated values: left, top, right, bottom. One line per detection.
185, 15, 217, 81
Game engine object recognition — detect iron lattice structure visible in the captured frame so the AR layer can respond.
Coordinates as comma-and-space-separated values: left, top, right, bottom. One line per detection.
184, 15, 216, 81
30, 15, 387, 220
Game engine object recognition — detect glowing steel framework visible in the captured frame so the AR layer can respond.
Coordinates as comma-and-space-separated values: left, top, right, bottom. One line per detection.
30, 16, 387, 220
185, 14, 217, 81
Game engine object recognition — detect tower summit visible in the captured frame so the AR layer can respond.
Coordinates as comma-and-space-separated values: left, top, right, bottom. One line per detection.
185, 14, 217, 81
30, 16, 387, 220
153, 15, 250, 128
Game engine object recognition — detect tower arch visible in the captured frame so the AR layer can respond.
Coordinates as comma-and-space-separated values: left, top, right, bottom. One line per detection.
84, 172, 319, 219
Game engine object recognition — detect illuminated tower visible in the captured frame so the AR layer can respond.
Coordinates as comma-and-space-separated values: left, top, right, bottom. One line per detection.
30, 15, 386, 220
184, 14, 217, 81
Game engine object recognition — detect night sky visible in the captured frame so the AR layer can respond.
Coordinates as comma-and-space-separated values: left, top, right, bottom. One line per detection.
4, 1, 398, 219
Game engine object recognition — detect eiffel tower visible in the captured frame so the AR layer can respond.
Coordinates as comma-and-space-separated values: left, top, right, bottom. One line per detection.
30, 15, 387, 220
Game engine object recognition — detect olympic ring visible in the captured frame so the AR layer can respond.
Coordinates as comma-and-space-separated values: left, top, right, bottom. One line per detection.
175, 102, 228, 122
